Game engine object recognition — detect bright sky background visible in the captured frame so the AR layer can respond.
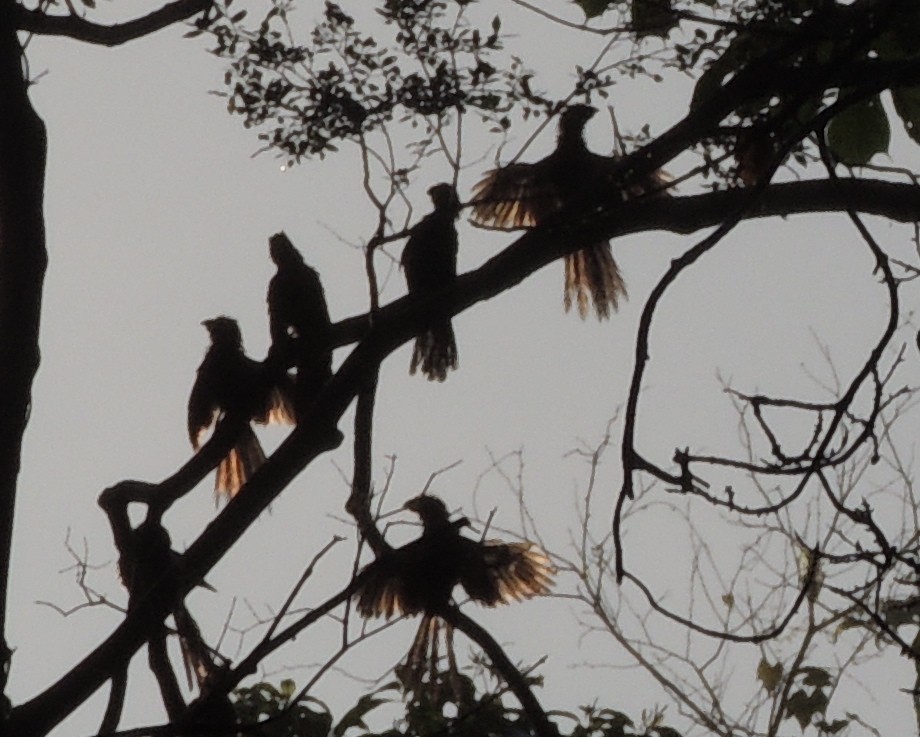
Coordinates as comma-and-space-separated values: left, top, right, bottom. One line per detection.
9, 2, 920, 735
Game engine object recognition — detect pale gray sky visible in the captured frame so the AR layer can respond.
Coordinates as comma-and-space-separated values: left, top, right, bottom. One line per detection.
11, 2, 920, 734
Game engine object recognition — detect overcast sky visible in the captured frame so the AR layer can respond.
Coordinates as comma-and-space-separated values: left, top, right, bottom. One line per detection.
10, 2, 920, 734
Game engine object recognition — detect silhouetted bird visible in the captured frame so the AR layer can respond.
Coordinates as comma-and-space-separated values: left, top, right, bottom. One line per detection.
267, 232, 333, 408
187, 316, 295, 499
355, 495, 553, 693
401, 184, 461, 382
116, 519, 218, 690
355, 494, 553, 619
470, 104, 668, 319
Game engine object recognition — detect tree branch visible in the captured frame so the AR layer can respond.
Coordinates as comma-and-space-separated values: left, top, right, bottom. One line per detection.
15, 0, 212, 46
442, 607, 556, 737
332, 178, 920, 349
0, 3, 48, 697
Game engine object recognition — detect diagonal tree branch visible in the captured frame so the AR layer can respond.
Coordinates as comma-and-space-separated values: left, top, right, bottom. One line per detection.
333, 178, 920, 348
8, 170, 920, 735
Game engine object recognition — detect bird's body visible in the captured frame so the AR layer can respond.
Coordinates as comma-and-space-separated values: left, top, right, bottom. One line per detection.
355, 495, 553, 619
267, 232, 333, 410
187, 316, 295, 499
470, 104, 667, 319
401, 184, 461, 382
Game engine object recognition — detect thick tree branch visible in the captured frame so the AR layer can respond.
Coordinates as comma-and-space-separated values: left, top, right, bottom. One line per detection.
15, 0, 212, 46
442, 607, 556, 737
333, 178, 920, 348
0, 3, 48, 698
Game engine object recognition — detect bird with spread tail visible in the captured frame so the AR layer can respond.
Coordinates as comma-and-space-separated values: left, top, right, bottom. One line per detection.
401, 184, 461, 382
187, 316, 295, 499
470, 104, 669, 319
355, 494, 553, 685
267, 232, 333, 409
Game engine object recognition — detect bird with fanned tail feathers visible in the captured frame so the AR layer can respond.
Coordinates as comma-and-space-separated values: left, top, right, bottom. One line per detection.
470, 104, 669, 319
187, 316, 295, 499
354, 495, 553, 695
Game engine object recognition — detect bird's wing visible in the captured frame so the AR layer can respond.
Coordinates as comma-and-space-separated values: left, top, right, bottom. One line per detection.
401, 214, 459, 296
266, 275, 290, 346
469, 162, 561, 229
268, 266, 331, 341
187, 364, 219, 449
249, 357, 297, 426
460, 540, 554, 606
259, 379, 297, 426
354, 548, 416, 619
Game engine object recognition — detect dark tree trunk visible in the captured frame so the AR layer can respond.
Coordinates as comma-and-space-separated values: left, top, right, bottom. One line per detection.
0, 1, 48, 698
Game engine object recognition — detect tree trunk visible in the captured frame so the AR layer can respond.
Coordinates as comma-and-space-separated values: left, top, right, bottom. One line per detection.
0, 1, 49, 700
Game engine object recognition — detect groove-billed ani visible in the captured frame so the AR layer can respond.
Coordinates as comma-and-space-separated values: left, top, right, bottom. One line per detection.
470, 104, 668, 319
355, 495, 553, 691
401, 184, 461, 382
267, 232, 333, 409
116, 519, 218, 692
355, 494, 553, 618
187, 316, 295, 499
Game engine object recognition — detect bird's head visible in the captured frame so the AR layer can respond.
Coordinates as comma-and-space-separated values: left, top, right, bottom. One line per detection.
404, 494, 452, 529
201, 316, 243, 347
559, 104, 597, 137
269, 231, 304, 267
427, 183, 462, 215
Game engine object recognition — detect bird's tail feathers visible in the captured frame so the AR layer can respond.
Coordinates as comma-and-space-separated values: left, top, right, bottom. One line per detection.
215, 426, 266, 500
399, 616, 466, 706
174, 604, 218, 691
410, 322, 459, 382
564, 242, 627, 319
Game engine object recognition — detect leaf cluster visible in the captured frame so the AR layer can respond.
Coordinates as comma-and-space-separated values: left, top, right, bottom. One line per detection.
202, 0, 539, 161
234, 667, 687, 737
689, 0, 920, 170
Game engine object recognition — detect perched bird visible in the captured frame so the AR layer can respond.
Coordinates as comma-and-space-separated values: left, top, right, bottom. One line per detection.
117, 519, 218, 690
470, 104, 669, 319
355, 494, 553, 619
267, 232, 333, 409
187, 316, 295, 499
401, 184, 461, 382
354, 494, 553, 694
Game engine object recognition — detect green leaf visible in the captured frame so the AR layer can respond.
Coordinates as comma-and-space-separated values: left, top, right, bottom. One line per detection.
892, 86, 920, 144
873, 7, 920, 60
757, 658, 783, 694
632, 0, 676, 38
279, 678, 296, 701
826, 94, 890, 166
575, 0, 613, 19
785, 688, 830, 730
333, 694, 389, 737
817, 719, 850, 735
800, 667, 832, 689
